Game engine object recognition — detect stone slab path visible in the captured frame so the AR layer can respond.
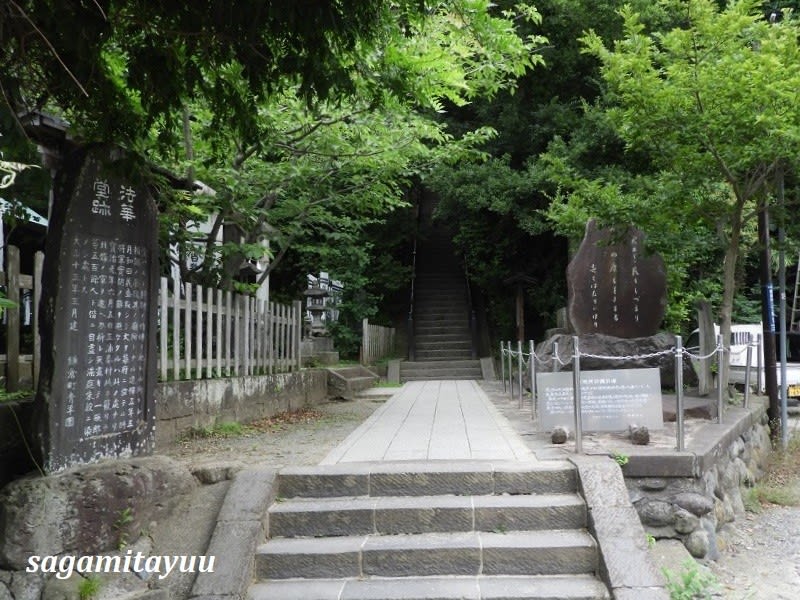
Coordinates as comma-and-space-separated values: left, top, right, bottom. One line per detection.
321, 380, 535, 464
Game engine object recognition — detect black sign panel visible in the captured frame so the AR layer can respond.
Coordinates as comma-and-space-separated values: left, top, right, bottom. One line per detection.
36, 145, 158, 472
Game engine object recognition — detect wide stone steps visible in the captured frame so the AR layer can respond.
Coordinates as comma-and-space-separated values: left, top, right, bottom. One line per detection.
268, 493, 586, 537
275, 461, 578, 498
256, 529, 598, 579
251, 461, 608, 600
414, 333, 471, 343
249, 574, 609, 600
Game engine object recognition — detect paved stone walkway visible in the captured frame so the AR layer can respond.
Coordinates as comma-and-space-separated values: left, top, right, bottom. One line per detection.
321, 380, 535, 464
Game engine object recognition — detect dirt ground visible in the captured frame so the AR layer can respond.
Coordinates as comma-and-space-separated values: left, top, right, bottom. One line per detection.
161, 395, 800, 600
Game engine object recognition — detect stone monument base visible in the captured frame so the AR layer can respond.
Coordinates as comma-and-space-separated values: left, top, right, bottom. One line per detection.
536, 332, 698, 390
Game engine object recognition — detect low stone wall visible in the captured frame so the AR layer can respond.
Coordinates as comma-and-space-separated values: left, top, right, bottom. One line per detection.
155, 369, 328, 447
624, 403, 771, 559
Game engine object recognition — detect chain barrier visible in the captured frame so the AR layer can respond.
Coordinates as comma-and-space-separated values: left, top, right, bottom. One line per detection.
499, 334, 755, 455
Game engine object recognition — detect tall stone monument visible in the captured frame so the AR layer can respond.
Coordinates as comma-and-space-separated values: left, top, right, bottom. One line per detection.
34, 145, 159, 472
567, 220, 667, 338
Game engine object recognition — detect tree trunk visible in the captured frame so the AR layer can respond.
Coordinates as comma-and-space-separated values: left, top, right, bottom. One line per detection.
718, 197, 747, 391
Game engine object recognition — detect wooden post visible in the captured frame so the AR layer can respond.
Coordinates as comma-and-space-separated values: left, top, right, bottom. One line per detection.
206, 287, 213, 379
6, 246, 20, 391
243, 295, 251, 375
293, 300, 302, 371
160, 277, 168, 381
225, 290, 232, 376
184, 282, 192, 379
362, 318, 369, 364
267, 302, 274, 375
216, 288, 223, 377
33, 251, 44, 388
196, 285, 204, 379
172, 277, 180, 380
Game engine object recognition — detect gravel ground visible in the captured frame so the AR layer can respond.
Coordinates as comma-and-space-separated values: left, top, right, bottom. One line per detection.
159, 393, 800, 599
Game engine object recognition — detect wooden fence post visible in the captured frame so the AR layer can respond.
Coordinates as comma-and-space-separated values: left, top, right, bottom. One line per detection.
5, 246, 20, 391
293, 300, 302, 371
33, 250, 44, 389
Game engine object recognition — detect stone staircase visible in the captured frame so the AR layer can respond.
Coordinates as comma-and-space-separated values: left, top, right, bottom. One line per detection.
402, 235, 482, 381
249, 461, 610, 600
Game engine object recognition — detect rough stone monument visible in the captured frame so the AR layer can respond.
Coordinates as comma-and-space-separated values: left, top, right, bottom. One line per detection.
567, 220, 667, 338
33, 144, 159, 472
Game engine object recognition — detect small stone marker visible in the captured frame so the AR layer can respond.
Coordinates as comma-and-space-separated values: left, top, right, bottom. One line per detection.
551, 426, 569, 444
629, 424, 650, 445
34, 145, 158, 472
567, 220, 666, 337
537, 368, 664, 432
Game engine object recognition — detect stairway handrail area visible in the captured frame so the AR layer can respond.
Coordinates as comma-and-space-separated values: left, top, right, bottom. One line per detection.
407, 238, 417, 361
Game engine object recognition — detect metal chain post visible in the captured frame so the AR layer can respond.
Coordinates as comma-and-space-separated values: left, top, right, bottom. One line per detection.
744, 333, 753, 408
572, 336, 583, 454
675, 335, 684, 451
500, 341, 506, 392
716, 334, 724, 424
507, 341, 513, 399
517, 340, 524, 409
552, 342, 559, 373
529, 339, 537, 420
756, 334, 763, 394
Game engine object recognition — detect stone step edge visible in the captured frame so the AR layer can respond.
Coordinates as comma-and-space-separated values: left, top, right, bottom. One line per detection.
267, 493, 586, 537
276, 461, 577, 498
255, 529, 598, 580
248, 574, 610, 600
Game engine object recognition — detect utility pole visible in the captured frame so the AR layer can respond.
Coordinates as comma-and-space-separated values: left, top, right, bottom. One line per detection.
758, 199, 780, 437
777, 162, 789, 449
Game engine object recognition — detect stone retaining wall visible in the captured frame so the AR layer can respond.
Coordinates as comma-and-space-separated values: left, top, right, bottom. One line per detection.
155, 369, 328, 447
625, 404, 772, 559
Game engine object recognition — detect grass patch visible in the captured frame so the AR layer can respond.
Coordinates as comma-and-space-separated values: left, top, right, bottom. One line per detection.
0, 389, 34, 403
77, 576, 102, 600
744, 432, 800, 511
375, 381, 403, 388
185, 421, 245, 439
663, 560, 718, 600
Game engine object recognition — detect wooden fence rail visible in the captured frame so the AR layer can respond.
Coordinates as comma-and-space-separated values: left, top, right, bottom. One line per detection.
0, 250, 304, 389
361, 318, 395, 366
158, 277, 303, 381
0, 246, 44, 392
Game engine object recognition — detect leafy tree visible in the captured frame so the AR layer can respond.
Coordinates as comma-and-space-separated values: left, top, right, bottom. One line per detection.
0, 0, 427, 144
153, 1, 545, 291
573, 0, 800, 384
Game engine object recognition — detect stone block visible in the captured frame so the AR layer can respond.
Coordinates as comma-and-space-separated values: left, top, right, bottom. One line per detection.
277, 467, 370, 498
473, 495, 585, 532
362, 533, 480, 577
0, 456, 195, 570
370, 470, 493, 497
588, 506, 665, 589
256, 537, 363, 579
191, 520, 261, 598
375, 496, 472, 534
216, 467, 277, 523
269, 499, 375, 538
493, 463, 576, 495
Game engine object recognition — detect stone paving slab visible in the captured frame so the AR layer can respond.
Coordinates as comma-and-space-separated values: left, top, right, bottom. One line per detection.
249, 575, 611, 600
321, 381, 534, 463
276, 460, 576, 499
256, 530, 598, 580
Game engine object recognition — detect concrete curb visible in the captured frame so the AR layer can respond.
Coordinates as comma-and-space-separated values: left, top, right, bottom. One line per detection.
570, 455, 669, 600
190, 467, 277, 600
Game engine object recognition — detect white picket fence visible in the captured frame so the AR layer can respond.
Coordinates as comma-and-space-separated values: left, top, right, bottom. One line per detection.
0, 246, 43, 391
0, 253, 304, 388
159, 277, 303, 381
360, 318, 395, 365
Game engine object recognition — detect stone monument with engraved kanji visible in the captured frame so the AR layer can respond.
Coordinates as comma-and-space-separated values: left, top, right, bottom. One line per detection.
33, 145, 158, 472
567, 219, 667, 337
